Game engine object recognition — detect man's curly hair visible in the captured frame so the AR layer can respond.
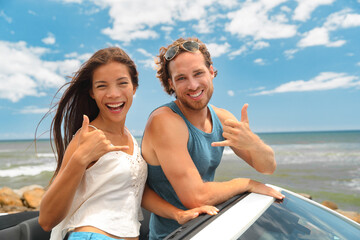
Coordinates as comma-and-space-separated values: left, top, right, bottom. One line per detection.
155, 37, 218, 96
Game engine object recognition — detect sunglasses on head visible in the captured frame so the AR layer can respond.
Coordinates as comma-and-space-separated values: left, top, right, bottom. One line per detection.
164, 41, 200, 61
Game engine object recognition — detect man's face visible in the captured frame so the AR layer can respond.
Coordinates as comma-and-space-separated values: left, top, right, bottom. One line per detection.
168, 51, 214, 111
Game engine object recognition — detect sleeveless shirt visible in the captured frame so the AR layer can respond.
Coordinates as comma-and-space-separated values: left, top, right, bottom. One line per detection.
50, 126, 147, 240
146, 102, 224, 239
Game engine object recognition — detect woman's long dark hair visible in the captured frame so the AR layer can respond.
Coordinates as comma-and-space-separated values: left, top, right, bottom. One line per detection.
41, 47, 138, 182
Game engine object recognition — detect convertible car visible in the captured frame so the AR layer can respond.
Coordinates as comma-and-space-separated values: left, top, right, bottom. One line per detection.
1, 185, 359, 240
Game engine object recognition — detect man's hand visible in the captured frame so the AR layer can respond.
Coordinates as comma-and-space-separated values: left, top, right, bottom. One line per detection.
248, 180, 285, 200
211, 104, 260, 151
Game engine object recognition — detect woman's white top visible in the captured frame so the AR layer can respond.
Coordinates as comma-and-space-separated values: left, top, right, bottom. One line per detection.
50, 128, 147, 240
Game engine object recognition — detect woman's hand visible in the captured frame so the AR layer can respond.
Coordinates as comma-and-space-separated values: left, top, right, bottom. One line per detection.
75, 115, 129, 167
176, 205, 219, 225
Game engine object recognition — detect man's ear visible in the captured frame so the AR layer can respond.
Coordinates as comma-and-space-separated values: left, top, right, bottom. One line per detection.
209, 65, 215, 78
168, 78, 174, 91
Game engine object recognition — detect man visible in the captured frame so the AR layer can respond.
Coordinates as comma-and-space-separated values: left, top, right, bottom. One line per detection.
141, 37, 284, 239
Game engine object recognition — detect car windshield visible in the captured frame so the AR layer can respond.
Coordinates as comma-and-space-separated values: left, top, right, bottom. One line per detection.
239, 191, 360, 240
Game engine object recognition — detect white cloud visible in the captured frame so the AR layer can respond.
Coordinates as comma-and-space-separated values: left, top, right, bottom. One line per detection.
253, 41, 270, 50
160, 26, 173, 34
293, 0, 335, 22
254, 72, 360, 95
284, 48, 299, 59
193, 12, 226, 34
62, 0, 83, 3
137, 48, 153, 58
94, 0, 230, 42
19, 106, 50, 114
297, 27, 346, 48
137, 48, 156, 69
228, 40, 269, 59
281, 6, 291, 13
42, 32, 56, 45
28, 10, 37, 16
139, 59, 156, 69
227, 90, 235, 96
193, 19, 213, 34
0, 41, 83, 102
0, 10, 12, 23
254, 58, 265, 65
298, 9, 360, 48
65, 52, 92, 62
357, 62, 360, 67
229, 45, 248, 59
324, 8, 360, 30
206, 42, 231, 58
226, 0, 297, 40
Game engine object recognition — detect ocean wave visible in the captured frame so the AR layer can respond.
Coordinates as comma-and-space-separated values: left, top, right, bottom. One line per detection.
0, 163, 55, 177
346, 178, 360, 192
36, 153, 55, 158
223, 147, 234, 156
0, 149, 13, 153
221, 145, 360, 164
331, 178, 360, 193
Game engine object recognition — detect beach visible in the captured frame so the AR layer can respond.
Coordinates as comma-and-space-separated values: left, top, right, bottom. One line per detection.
1, 130, 359, 212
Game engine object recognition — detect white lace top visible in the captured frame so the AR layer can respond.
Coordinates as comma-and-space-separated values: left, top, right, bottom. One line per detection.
50, 129, 147, 240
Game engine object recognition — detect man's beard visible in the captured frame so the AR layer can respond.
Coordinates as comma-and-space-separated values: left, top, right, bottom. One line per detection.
176, 86, 214, 111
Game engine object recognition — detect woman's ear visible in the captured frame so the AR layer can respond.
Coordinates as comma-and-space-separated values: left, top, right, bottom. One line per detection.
89, 89, 94, 99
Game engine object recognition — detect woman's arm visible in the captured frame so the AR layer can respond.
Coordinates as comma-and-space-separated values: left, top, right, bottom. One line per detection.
141, 184, 218, 225
39, 115, 128, 231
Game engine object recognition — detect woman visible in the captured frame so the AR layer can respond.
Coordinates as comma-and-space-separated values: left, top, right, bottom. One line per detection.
38, 47, 218, 240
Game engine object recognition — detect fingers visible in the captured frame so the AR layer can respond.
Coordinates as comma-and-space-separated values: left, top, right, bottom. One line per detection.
197, 205, 219, 215
178, 206, 219, 224
262, 185, 285, 200
223, 119, 239, 128
111, 145, 130, 152
240, 103, 249, 123
211, 140, 231, 147
251, 181, 286, 200
271, 189, 285, 200
80, 115, 90, 135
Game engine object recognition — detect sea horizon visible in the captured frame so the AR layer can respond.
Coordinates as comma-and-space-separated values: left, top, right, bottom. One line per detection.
1, 129, 359, 142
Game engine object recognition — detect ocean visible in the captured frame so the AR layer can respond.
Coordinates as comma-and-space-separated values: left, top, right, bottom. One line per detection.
1, 130, 359, 212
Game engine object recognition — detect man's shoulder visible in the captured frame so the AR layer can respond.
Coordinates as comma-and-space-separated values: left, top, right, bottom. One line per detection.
146, 106, 186, 132
210, 105, 236, 122
149, 105, 181, 121
143, 105, 189, 153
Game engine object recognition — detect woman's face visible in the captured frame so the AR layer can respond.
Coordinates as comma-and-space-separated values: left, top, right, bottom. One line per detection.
90, 61, 136, 124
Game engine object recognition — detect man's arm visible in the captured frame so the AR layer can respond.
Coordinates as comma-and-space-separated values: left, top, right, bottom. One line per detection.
142, 108, 283, 209
212, 104, 276, 174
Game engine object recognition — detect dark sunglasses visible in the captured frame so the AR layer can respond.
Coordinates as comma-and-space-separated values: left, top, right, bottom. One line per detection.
164, 41, 200, 61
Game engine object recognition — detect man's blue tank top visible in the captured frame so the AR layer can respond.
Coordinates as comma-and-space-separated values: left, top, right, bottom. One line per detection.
146, 101, 224, 239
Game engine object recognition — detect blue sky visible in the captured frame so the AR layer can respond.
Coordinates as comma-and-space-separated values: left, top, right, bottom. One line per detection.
0, 0, 360, 140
